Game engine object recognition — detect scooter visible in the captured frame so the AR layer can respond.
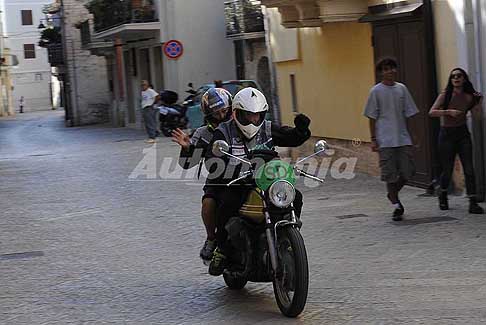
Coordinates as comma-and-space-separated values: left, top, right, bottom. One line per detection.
156, 90, 188, 137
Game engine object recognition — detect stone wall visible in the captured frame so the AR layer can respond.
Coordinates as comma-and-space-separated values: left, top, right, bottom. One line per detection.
62, 0, 111, 125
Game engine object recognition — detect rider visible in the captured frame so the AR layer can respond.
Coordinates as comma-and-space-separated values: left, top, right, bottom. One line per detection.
172, 87, 233, 261
205, 87, 311, 276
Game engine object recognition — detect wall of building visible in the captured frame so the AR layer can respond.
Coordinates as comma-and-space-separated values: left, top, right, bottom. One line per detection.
62, 0, 111, 125
163, 0, 236, 94
3, 0, 53, 112
273, 21, 375, 141
432, 0, 467, 91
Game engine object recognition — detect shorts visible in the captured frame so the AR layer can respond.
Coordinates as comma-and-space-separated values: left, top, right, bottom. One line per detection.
379, 146, 416, 183
202, 185, 221, 201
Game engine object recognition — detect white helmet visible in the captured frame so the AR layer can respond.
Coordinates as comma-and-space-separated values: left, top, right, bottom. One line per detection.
232, 87, 268, 139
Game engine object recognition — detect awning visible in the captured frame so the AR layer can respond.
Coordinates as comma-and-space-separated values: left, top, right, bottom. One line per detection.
359, 3, 422, 23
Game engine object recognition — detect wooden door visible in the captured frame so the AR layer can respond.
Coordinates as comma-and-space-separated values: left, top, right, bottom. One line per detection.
373, 19, 434, 187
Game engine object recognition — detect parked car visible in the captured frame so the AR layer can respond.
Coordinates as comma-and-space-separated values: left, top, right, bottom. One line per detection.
184, 80, 267, 129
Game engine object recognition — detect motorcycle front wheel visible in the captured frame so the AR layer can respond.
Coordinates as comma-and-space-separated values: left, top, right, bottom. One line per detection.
273, 226, 309, 318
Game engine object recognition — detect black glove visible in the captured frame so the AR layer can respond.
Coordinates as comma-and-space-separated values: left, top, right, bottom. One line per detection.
294, 114, 310, 130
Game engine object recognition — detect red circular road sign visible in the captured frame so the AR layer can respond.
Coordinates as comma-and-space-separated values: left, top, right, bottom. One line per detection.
163, 40, 184, 59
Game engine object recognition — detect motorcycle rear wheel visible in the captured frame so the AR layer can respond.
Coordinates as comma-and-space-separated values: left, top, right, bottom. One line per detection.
223, 273, 247, 290
273, 226, 309, 317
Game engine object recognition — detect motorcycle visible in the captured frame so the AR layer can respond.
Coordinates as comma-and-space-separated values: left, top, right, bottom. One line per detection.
156, 90, 188, 137
211, 139, 329, 318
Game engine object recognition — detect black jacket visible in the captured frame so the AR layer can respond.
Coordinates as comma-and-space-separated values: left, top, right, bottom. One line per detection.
206, 119, 311, 185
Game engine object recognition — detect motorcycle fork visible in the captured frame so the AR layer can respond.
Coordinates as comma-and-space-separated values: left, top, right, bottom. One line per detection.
263, 200, 279, 275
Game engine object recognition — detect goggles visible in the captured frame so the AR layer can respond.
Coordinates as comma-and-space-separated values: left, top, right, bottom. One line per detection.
236, 110, 266, 126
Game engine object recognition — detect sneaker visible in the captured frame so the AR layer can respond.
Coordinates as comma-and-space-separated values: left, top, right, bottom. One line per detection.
199, 239, 217, 261
392, 202, 404, 221
145, 138, 156, 144
208, 248, 227, 276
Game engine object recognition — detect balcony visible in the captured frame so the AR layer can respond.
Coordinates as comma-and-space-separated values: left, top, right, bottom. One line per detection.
87, 0, 159, 36
225, 0, 265, 40
47, 43, 64, 66
78, 20, 114, 56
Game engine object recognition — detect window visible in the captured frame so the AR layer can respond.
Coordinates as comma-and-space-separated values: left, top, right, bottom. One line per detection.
290, 74, 298, 113
24, 44, 36, 59
21, 10, 33, 26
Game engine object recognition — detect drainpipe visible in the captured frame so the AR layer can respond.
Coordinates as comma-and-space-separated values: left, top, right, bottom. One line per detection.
472, 0, 486, 200
423, 0, 440, 184
464, 0, 486, 201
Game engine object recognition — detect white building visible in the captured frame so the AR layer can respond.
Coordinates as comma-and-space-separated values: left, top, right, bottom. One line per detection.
85, 0, 236, 128
1, 0, 57, 112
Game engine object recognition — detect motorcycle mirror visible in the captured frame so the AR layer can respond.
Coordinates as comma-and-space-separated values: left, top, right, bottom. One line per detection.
212, 140, 230, 157
314, 140, 329, 154
188, 82, 193, 88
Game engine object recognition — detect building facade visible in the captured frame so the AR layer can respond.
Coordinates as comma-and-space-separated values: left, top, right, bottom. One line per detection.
1, 0, 56, 113
225, 0, 275, 117
51, 0, 111, 126
84, 0, 236, 128
262, 0, 486, 197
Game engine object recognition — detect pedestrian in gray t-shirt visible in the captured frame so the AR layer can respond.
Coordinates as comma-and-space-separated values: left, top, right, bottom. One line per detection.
363, 58, 419, 221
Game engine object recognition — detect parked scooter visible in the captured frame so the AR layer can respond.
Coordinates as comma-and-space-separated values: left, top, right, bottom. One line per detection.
156, 90, 188, 137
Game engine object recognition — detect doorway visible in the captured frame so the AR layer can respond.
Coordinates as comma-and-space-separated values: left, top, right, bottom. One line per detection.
372, 16, 438, 187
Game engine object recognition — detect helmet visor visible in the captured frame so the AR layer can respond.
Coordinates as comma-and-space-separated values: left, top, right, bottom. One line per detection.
206, 107, 231, 123
236, 110, 266, 127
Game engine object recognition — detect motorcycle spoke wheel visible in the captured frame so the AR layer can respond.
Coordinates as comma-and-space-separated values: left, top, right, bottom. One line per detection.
273, 227, 309, 318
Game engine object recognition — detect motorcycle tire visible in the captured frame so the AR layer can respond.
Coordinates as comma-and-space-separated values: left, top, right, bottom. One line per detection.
223, 273, 247, 290
273, 226, 309, 318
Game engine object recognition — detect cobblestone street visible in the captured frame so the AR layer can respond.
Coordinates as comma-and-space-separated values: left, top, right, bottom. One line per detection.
2, 111, 486, 324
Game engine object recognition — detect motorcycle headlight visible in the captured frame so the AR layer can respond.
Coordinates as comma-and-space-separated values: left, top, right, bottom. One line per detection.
268, 180, 295, 208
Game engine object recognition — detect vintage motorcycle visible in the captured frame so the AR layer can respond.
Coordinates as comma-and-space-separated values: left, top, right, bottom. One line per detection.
211, 139, 328, 318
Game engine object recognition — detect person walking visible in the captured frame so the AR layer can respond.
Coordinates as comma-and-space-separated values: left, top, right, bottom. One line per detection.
141, 80, 159, 144
364, 58, 419, 221
428, 68, 484, 214
19, 96, 24, 114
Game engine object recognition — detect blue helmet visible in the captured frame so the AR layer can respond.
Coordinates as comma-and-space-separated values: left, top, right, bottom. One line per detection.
201, 88, 232, 124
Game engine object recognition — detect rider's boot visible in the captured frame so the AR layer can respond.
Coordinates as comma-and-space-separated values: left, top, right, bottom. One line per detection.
208, 248, 227, 276
199, 239, 217, 261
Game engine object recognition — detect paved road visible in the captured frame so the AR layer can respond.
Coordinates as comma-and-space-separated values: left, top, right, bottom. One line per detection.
2, 111, 486, 324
